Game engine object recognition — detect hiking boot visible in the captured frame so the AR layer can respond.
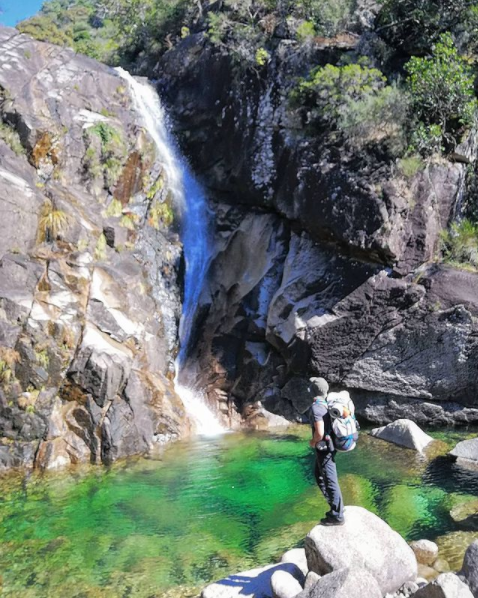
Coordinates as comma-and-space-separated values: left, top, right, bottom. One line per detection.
320, 515, 345, 526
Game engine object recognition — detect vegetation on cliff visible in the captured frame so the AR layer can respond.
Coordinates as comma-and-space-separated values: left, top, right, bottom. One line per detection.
14, 0, 478, 266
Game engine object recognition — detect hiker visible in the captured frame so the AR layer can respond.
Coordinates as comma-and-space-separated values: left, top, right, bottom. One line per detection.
308, 376, 345, 526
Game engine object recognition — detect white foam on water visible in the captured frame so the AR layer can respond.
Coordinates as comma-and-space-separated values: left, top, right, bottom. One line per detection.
175, 384, 225, 437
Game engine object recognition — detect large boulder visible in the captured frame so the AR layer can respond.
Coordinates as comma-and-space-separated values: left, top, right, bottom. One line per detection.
413, 573, 474, 598
201, 563, 304, 598
450, 439, 478, 469
295, 567, 381, 598
304, 506, 417, 595
370, 419, 434, 452
460, 540, 478, 597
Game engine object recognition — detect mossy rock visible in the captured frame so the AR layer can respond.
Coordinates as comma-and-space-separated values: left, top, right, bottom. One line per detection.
450, 498, 478, 530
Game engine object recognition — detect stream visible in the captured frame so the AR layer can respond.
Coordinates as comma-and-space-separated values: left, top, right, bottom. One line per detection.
0, 426, 477, 597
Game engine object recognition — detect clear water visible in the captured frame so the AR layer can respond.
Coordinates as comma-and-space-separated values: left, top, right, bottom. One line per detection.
0, 427, 477, 597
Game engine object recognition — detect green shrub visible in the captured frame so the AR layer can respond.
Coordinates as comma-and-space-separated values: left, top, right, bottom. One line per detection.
291, 63, 409, 154
89, 122, 122, 149
409, 123, 444, 156
294, 0, 355, 37
148, 201, 174, 229
296, 20, 316, 41
0, 122, 25, 156
441, 219, 478, 268
17, 15, 72, 46
405, 33, 477, 151
84, 123, 125, 187
83, 146, 102, 179
292, 63, 387, 125
255, 47, 270, 66
338, 84, 409, 155
94, 233, 107, 260
37, 200, 70, 243
397, 155, 425, 178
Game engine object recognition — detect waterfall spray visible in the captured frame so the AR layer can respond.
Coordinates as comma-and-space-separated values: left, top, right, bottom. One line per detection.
116, 68, 224, 436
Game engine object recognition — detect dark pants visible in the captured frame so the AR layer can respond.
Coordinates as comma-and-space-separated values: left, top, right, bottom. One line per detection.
314, 450, 344, 521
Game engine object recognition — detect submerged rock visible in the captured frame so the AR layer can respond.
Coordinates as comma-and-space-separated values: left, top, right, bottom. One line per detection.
304, 506, 417, 594
435, 532, 478, 572
370, 419, 434, 452
450, 499, 478, 531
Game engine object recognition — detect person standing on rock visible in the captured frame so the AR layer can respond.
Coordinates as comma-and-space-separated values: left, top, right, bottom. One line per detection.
308, 377, 345, 526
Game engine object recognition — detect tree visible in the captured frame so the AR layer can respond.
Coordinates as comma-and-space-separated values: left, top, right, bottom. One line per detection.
377, 0, 476, 54
405, 33, 477, 149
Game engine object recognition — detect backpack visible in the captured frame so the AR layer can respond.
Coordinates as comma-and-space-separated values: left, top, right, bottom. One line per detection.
326, 391, 359, 452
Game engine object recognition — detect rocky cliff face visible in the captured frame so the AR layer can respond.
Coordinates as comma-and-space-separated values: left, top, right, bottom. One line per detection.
155, 32, 478, 427
0, 26, 188, 470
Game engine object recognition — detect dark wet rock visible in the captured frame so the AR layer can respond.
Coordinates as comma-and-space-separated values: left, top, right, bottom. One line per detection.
0, 440, 37, 470
154, 27, 478, 426
360, 397, 478, 427
280, 378, 316, 415
191, 205, 478, 424
157, 37, 465, 273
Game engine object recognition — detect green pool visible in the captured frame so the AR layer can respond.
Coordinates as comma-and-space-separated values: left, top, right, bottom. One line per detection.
0, 426, 477, 597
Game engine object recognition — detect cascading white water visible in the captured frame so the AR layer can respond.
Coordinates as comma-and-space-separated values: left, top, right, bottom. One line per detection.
116, 68, 224, 436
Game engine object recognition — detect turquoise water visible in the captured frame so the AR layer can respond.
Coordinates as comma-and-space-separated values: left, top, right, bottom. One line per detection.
0, 426, 477, 597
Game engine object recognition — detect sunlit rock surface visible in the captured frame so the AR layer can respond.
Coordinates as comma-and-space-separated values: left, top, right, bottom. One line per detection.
370, 419, 435, 452
304, 506, 417, 594
0, 26, 186, 469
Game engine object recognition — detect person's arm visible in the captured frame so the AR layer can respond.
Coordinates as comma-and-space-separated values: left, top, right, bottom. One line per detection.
309, 420, 324, 448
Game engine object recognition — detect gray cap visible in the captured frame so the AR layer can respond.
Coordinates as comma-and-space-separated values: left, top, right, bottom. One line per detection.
309, 377, 329, 398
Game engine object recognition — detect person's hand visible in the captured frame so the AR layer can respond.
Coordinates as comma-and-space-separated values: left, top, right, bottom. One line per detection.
309, 439, 316, 448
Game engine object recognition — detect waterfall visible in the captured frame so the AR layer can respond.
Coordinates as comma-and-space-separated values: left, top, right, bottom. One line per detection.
116, 68, 224, 436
